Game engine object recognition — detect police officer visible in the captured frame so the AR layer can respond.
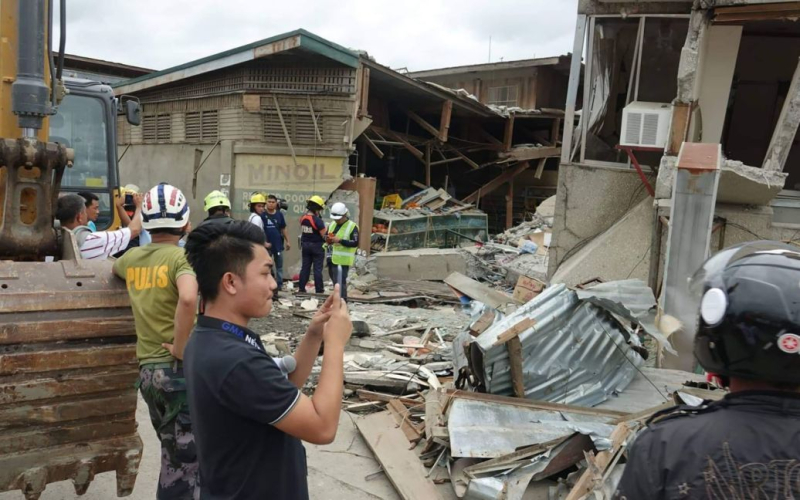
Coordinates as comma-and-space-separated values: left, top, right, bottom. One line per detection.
198, 190, 234, 228
325, 202, 359, 301
616, 241, 800, 500
299, 195, 327, 294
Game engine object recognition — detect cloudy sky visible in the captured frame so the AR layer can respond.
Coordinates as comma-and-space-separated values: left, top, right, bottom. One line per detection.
58, 0, 578, 72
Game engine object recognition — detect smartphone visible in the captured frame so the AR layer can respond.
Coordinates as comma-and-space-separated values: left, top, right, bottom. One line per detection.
337, 265, 344, 290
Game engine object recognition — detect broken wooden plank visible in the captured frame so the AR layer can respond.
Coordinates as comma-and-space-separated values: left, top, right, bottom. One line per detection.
363, 133, 385, 159
439, 100, 453, 142
356, 389, 420, 406
500, 146, 562, 162
387, 399, 423, 444
450, 148, 480, 170
507, 336, 525, 398
469, 310, 496, 337
463, 161, 532, 204
764, 56, 800, 172
565, 422, 633, 500
356, 411, 444, 500
424, 389, 446, 441
494, 317, 537, 346
503, 114, 515, 151
385, 130, 424, 161
273, 95, 298, 168
533, 157, 548, 179
407, 110, 441, 138
444, 272, 518, 310
444, 389, 629, 419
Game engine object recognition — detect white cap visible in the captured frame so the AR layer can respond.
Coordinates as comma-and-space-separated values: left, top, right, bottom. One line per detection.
330, 202, 348, 220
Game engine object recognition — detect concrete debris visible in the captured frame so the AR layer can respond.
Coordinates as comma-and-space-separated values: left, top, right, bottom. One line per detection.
371, 248, 468, 281
300, 298, 319, 311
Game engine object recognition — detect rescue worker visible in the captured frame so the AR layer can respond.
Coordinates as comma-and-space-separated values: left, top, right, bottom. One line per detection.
325, 202, 359, 301
199, 190, 234, 228
299, 195, 327, 294
247, 192, 267, 234
262, 194, 290, 293
616, 241, 800, 500
112, 184, 200, 500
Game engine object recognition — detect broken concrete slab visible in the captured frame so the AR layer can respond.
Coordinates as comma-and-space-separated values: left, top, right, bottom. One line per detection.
656, 155, 786, 205
551, 197, 653, 286
373, 248, 467, 281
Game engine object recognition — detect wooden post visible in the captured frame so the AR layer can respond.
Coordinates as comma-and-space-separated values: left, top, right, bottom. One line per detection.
503, 114, 515, 151
439, 100, 453, 142
551, 117, 562, 144
358, 67, 370, 118
273, 95, 298, 168
359, 140, 367, 176
425, 143, 432, 186
506, 179, 514, 229
507, 337, 525, 398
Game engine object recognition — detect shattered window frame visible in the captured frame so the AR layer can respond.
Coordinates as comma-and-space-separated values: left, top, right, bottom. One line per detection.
568, 14, 691, 170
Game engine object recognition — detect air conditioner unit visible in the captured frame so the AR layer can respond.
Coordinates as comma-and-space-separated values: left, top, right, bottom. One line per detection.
620, 101, 672, 148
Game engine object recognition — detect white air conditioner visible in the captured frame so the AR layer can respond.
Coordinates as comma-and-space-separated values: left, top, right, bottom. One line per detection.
620, 101, 672, 148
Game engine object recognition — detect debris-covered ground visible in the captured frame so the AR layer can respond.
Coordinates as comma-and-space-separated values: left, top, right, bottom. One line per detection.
244, 204, 723, 500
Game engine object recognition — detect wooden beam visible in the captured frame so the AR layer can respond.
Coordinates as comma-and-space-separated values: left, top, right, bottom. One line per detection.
307, 95, 323, 143
668, 102, 691, 157
534, 157, 547, 179
407, 110, 441, 138
439, 100, 453, 142
494, 318, 537, 346
501, 146, 562, 162
358, 67, 370, 118
385, 130, 424, 161
430, 156, 463, 166
764, 56, 800, 172
356, 412, 444, 500
463, 161, 532, 204
503, 114, 515, 151
715, 3, 800, 22
273, 95, 298, 168
476, 126, 504, 147
551, 117, 562, 144
425, 143, 432, 186
507, 336, 525, 398
363, 134, 384, 159
506, 179, 514, 230
450, 148, 480, 170
443, 389, 629, 419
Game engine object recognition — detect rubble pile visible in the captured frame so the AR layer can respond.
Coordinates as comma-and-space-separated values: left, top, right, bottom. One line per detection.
281, 273, 721, 500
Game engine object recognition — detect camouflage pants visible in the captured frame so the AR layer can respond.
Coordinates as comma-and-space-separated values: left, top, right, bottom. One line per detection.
138, 363, 200, 500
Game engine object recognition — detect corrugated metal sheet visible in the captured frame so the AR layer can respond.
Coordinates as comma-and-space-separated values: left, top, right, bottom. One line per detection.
575, 279, 676, 354
447, 398, 615, 458
475, 284, 645, 407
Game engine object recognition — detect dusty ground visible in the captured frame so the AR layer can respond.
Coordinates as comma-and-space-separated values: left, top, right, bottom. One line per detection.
0, 392, 457, 500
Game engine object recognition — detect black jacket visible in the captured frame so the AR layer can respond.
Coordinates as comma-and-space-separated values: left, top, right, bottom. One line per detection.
616, 391, 800, 499
198, 214, 234, 228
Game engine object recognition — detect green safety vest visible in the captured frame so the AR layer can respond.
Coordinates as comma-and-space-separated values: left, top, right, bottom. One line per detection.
328, 220, 357, 266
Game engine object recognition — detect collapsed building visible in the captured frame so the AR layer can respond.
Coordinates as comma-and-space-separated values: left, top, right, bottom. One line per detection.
549, 0, 800, 367
112, 30, 569, 266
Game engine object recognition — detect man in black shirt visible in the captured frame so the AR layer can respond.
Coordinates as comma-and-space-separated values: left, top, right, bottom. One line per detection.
183, 221, 352, 500
616, 242, 800, 499
198, 190, 234, 228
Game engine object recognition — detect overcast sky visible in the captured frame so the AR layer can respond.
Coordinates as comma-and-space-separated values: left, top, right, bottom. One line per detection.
57, 0, 578, 72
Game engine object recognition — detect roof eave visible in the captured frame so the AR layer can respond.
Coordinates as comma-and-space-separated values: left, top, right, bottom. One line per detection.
113, 29, 359, 95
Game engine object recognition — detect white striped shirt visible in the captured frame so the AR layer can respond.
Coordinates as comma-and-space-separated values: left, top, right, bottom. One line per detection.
80, 228, 132, 260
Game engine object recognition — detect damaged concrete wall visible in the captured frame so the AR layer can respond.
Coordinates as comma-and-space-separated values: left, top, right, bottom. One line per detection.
551, 197, 653, 286
548, 164, 650, 277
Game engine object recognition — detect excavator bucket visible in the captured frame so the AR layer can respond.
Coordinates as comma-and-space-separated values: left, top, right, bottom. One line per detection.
0, 232, 143, 499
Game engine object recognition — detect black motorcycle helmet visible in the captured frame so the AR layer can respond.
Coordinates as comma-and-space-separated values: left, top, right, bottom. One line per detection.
692, 241, 800, 384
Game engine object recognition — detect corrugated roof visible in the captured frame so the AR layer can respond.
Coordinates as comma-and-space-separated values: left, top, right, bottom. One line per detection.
475, 284, 645, 407
113, 29, 359, 94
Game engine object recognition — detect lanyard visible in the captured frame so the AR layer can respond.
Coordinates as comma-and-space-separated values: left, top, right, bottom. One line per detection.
197, 315, 266, 354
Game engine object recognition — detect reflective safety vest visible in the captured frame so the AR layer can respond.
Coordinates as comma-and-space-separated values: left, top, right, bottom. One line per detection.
328, 220, 357, 266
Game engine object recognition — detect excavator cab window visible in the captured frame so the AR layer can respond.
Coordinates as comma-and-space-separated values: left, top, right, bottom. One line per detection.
49, 86, 118, 230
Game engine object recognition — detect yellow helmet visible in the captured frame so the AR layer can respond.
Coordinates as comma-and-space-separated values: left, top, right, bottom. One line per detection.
204, 190, 231, 212
249, 193, 267, 204
307, 195, 325, 208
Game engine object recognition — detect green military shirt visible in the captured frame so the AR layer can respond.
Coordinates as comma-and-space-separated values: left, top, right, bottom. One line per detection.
113, 244, 196, 365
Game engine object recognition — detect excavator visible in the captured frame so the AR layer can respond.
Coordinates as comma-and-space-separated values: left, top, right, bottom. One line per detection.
0, 0, 144, 498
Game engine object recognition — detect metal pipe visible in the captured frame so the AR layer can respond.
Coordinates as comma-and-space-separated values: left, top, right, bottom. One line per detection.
12, 0, 51, 131
57, 0, 66, 80
47, 0, 56, 108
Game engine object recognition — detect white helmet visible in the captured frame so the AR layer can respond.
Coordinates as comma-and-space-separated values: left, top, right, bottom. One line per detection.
330, 202, 348, 220
142, 183, 190, 230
